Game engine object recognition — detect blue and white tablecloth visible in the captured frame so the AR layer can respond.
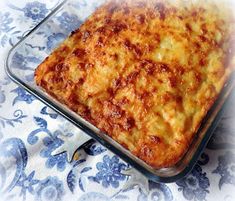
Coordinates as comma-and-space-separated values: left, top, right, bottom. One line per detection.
0, 1, 235, 201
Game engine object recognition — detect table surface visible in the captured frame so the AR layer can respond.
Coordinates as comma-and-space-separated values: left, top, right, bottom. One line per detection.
0, 1, 235, 201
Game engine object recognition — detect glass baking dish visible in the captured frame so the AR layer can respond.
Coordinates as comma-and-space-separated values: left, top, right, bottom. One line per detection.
5, 0, 235, 183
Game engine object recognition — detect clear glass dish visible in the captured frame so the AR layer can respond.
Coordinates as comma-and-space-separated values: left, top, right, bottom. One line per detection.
5, 0, 235, 182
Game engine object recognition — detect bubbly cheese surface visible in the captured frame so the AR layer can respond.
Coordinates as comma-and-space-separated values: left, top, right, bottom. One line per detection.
35, 0, 235, 168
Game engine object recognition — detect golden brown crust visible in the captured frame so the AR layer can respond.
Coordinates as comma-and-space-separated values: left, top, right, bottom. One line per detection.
35, 0, 235, 168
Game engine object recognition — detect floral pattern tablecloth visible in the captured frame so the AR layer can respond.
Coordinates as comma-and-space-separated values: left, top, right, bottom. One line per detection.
0, 0, 235, 201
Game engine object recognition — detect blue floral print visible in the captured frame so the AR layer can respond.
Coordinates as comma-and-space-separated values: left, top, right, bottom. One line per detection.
138, 181, 173, 201
16, 171, 39, 200
35, 176, 65, 201
40, 106, 58, 119
95, 155, 127, 188
57, 12, 82, 32
10, 51, 41, 82
11, 51, 40, 71
0, 76, 11, 86
176, 164, 210, 201
11, 52, 30, 70
67, 161, 91, 193
68, 0, 87, 10
0, 162, 6, 193
23, 1, 48, 21
78, 192, 110, 201
0, 87, 6, 105
0, 11, 15, 47
0, 138, 28, 192
11, 87, 36, 105
0, 12, 14, 34
27, 117, 68, 172
40, 135, 67, 172
46, 32, 66, 51
213, 151, 235, 189
83, 141, 107, 156
0, 110, 27, 128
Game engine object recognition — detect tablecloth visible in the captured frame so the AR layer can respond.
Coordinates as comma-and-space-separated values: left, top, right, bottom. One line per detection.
0, 0, 235, 201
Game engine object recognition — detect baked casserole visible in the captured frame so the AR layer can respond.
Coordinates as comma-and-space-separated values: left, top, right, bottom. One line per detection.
35, 0, 235, 168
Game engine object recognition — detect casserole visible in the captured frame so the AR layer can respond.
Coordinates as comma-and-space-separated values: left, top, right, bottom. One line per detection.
6, 0, 235, 182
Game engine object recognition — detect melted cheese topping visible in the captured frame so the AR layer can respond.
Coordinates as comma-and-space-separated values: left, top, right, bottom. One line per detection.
35, 0, 235, 168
